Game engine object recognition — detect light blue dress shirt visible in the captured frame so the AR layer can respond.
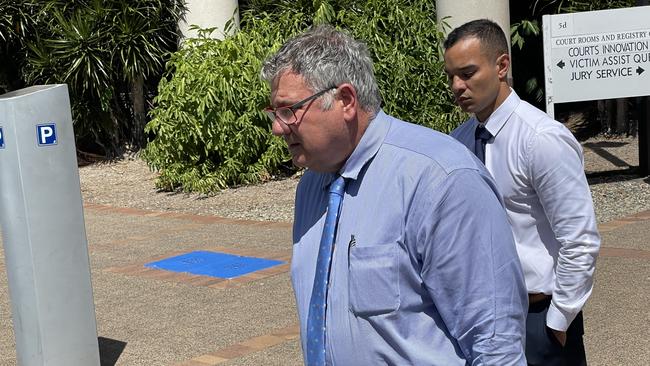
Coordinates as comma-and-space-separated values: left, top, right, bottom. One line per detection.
291, 111, 528, 365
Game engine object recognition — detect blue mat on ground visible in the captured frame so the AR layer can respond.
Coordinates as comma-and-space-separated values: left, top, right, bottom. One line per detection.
144, 250, 284, 279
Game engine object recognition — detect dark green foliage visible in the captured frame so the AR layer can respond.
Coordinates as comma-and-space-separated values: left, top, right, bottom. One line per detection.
143, 0, 465, 193
0, 1, 36, 93
530, 0, 637, 13
0, 0, 186, 154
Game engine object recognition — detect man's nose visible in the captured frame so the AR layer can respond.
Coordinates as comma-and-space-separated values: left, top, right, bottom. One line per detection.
271, 119, 291, 136
450, 75, 465, 93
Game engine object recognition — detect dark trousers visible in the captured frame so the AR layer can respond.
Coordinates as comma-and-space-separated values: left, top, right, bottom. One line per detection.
526, 298, 587, 366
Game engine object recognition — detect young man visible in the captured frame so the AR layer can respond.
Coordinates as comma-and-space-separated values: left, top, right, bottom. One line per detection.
261, 25, 527, 365
444, 19, 601, 366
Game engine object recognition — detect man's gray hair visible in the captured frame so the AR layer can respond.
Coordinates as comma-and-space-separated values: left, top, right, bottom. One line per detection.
261, 25, 381, 115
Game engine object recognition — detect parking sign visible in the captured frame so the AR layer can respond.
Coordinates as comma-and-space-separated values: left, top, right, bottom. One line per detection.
0, 126, 4, 149
36, 123, 57, 146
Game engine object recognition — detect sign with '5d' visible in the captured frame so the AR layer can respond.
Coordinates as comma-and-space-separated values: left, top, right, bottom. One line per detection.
36, 123, 57, 146
543, 5, 650, 110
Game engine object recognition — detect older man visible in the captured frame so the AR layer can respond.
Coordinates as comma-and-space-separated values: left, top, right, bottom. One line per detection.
261, 25, 527, 365
444, 19, 601, 366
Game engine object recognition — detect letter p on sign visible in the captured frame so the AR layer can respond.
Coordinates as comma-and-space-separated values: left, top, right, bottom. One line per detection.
37, 123, 57, 146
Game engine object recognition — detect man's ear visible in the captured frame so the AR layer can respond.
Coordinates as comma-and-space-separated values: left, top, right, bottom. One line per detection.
496, 53, 510, 81
336, 83, 357, 121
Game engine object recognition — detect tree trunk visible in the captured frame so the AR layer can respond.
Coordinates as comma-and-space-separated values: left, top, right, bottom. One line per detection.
131, 74, 146, 148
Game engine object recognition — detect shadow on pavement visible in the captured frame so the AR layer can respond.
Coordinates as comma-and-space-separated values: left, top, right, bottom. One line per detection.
583, 141, 631, 168
98, 337, 127, 366
586, 167, 644, 184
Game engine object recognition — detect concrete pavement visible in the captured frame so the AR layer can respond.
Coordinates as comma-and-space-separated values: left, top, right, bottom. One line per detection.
1, 203, 649, 365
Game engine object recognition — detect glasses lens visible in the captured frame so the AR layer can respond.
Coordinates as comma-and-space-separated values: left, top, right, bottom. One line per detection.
276, 107, 295, 124
263, 109, 276, 122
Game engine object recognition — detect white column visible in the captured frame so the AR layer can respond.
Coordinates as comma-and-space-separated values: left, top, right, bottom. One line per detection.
179, 0, 240, 40
436, 0, 512, 79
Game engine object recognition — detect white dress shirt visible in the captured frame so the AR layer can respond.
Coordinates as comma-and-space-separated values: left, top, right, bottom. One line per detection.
451, 90, 601, 332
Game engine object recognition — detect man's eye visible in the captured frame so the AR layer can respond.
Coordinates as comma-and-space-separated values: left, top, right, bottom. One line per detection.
278, 108, 293, 119
463, 72, 475, 79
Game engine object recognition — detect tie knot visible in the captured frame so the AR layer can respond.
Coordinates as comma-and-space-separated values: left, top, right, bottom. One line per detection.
475, 126, 492, 142
329, 175, 346, 195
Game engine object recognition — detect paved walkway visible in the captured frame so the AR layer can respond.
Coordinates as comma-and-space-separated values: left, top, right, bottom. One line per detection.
1, 203, 649, 365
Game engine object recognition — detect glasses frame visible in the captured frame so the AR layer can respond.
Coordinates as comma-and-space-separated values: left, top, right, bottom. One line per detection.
264, 85, 338, 126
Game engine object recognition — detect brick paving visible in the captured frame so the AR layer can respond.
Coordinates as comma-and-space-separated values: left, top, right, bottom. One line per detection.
1, 203, 649, 365
96, 205, 650, 365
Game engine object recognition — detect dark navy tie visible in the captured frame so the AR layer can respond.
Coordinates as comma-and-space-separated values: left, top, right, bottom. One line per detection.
306, 175, 346, 366
475, 125, 492, 163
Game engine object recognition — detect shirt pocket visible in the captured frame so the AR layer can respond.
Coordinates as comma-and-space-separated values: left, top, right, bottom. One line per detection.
348, 243, 400, 316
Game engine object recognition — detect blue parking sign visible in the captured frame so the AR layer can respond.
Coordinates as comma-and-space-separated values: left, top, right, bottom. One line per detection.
36, 123, 57, 146
0, 126, 4, 149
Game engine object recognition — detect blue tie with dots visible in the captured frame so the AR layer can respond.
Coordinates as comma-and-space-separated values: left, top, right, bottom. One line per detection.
306, 175, 346, 366
475, 125, 492, 163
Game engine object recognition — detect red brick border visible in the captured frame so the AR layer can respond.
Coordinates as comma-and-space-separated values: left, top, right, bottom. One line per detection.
597, 209, 650, 233
83, 203, 292, 229
597, 209, 650, 259
174, 324, 300, 366
84, 203, 649, 233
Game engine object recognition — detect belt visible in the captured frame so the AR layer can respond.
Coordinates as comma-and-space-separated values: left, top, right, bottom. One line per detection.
528, 293, 551, 304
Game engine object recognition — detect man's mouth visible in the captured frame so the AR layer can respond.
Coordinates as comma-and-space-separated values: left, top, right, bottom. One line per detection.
287, 141, 301, 152
457, 95, 470, 104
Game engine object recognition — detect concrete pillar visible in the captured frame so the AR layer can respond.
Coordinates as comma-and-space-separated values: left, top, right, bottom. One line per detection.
436, 0, 512, 79
179, 0, 240, 40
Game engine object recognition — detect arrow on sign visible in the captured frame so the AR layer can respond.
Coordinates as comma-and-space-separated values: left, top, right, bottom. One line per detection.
557, 60, 566, 69
637, 66, 645, 75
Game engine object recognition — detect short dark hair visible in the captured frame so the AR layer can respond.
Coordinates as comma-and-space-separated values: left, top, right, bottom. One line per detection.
443, 19, 509, 60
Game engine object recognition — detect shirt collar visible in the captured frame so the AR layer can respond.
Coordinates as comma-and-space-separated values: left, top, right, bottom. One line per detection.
480, 88, 520, 137
319, 110, 390, 189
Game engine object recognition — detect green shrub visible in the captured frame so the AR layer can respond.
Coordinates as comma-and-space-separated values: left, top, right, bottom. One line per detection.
143, 1, 465, 193
340, 1, 464, 132
142, 15, 306, 192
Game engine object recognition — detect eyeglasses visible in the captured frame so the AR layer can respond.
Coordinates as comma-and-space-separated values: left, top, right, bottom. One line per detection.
264, 85, 337, 126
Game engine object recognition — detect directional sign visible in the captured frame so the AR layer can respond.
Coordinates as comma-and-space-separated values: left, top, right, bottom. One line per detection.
543, 6, 650, 115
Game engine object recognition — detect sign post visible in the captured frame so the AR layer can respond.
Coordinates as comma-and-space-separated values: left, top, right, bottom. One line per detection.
543, 6, 650, 175
638, 0, 650, 175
